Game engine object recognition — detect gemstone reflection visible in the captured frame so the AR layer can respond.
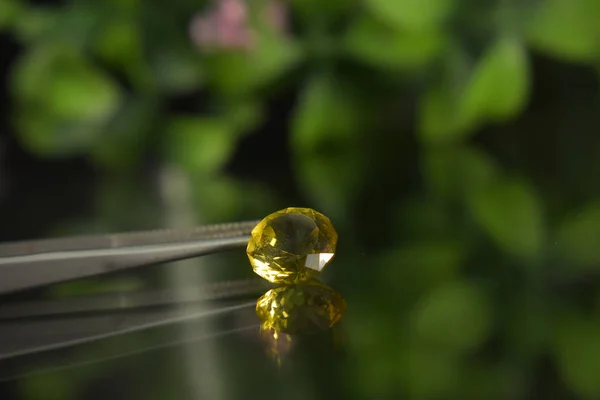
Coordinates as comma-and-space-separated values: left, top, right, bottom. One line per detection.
256, 280, 346, 335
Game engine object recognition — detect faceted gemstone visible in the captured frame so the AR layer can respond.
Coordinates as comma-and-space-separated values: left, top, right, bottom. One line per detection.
255, 280, 346, 335
247, 207, 338, 283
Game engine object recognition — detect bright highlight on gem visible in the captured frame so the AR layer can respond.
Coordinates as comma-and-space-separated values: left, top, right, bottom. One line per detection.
246, 207, 338, 284
304, 253, 335, 271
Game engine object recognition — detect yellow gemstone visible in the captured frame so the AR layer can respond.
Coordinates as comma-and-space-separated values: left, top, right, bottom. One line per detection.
247, 207, 338, 283
255, 280, 346, 334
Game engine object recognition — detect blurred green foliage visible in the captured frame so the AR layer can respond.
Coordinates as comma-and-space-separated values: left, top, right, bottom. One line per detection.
468, 178, 544, 261
4, 0, 600, 398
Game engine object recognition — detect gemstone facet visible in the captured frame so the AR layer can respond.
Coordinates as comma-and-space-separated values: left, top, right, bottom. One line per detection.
256, 280, 347, 334
247, 207, 338, 283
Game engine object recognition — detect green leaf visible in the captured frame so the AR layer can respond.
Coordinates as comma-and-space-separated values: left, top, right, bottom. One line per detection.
208, 34, 302, 97
410, 280, 492, 353
554, 315, 600, 398
419, 84, 468, 143
193, 178, 278, 223
459, 37, 530, 124
347, 313, 399, 397
13, 112, 58, 155
108, 0, 140, 12
150, 50, 205, 94
423, 145, 499, 200
527, 0, 600, 63
343, 16, 444, 71
52, 3, 99, 49
12, 44, 60, 102
467, 178, 544, 259
556, 201, 600, 268
289, 0, 358, 19
166, 116, 236, 175
12, 7, 58, 42
380, 241, 468, 294
45, 64, 122, 121
0, 0, 22, 30
294, 149, 364, 218
420, 38, 530, 144
402, 346, 461, 398
418, 47, 473, 144
194, 178, 244, 223
290, 74, 364, 151
290, 74, 366, 214
13, 44, 122, 122
223, 100, 265, 133
206, 53, 249, 95
250, 34, 302, 87
365, 0, 456, 32
94, 19, 142, 68
14, 3, 99, 47
14, 111, 103, 156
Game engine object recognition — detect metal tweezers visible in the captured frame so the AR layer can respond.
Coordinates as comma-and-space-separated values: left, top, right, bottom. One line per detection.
0, 220, 261, 294
0, 220, 266, 374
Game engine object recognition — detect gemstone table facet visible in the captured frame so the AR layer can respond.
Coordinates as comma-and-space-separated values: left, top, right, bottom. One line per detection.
255, 280, 346, 335
247, 207, 338, 283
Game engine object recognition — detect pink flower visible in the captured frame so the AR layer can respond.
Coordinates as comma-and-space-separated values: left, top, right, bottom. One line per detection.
190, 0, 288, 51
